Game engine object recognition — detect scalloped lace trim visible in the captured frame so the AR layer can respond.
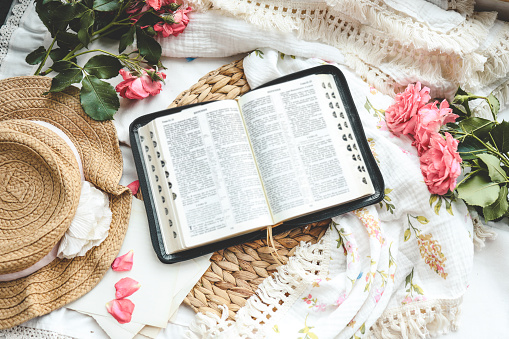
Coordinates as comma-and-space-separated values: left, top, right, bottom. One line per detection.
0, 326, 75, 339
367, 298, 463, 338
0, 0, 32, 67
187, 229, 332, 338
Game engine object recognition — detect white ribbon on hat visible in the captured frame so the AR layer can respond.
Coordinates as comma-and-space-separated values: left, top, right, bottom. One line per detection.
0, 121, 113, 281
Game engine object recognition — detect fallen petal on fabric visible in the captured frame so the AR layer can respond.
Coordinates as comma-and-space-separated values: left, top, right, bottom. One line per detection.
105, 299, 135, 324
111, 250, 134, 271
115, 277, 141, 299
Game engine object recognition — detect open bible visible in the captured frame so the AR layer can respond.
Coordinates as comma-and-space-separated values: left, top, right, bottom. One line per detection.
130, 65, 384, 263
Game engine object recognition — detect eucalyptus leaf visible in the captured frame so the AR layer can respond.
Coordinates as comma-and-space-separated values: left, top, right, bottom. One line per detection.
93, 0, 119, 11
457, 172, 501, 207
477, 153, 507, 183
491, 121, 509, 153
26, 46, 47, 65
80, 75, 119, 120
119, 25, 135, 53
487, 94, 500, 118
483, 185, 509, 221
84, 55, 122, 79
50, 67, 83, 92
136, 28, 161, 65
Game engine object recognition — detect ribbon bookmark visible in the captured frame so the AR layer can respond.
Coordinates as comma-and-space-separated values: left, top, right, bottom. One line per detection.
266, 222, 284, 265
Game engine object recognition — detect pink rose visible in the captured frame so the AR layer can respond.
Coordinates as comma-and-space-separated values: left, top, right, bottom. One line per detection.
115, 69, 166, 100
385, 82, 431, 136
153, 7, 191, 37
146, 0, 162, 10
412, 100, 458, 155
420, 133, 462, 195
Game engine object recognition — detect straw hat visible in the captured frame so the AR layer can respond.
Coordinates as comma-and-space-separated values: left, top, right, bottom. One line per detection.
0, 76, 132, 329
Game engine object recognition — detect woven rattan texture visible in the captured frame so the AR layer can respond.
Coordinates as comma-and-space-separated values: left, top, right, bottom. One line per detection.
0, 120, 81, 274
0, 76, 133, 329
168, 59, 331, 319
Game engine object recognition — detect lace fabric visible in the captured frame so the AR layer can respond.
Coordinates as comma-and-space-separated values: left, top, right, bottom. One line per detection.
0, 0, 32, 66
0, 326, 75, 339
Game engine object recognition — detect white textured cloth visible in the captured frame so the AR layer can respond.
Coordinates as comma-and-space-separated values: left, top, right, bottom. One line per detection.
187, 49, 474, 338
160, 0, 509, 117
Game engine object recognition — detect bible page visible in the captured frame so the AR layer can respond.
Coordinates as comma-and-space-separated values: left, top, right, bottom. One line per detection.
151, 100, 272, 252
238, 73, 375, 223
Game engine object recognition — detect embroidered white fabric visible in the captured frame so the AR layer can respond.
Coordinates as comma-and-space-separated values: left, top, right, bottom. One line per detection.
0, 326, 75, 339
0, 0, 32, 65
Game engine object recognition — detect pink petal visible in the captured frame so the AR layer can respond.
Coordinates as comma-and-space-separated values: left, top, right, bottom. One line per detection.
127, 180, 140, 195
112, 250, 134, 271
115, 277, 141, 299
106, 299, 135, 324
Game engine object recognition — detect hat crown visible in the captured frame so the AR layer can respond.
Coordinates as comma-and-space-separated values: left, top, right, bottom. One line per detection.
0, 120, 82, 275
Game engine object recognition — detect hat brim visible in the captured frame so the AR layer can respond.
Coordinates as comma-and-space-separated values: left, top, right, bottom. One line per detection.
0, 76, 132, 328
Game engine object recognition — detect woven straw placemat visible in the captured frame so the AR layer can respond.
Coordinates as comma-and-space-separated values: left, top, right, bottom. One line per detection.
168, 59, 330, 320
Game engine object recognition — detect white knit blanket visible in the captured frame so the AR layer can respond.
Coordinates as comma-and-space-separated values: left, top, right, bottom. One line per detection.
160, 0, 509, 119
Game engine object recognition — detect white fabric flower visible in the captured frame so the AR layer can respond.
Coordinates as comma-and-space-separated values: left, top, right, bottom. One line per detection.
57, 181, 112, 259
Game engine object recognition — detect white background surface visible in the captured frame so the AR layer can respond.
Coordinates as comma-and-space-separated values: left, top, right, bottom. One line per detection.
1, 1, 509, 338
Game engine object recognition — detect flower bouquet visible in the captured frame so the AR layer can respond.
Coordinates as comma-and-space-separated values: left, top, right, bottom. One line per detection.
385, 83, 508, 222
27, 0, 191, 120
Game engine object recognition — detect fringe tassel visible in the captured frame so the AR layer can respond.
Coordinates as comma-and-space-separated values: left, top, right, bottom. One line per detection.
368, 298, 463, 339
186, 230, 331, 338
468, 207, 498, 251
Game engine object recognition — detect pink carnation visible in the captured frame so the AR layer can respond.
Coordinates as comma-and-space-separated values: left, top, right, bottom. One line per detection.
412, 100, 458, 156
115, 69, 166, 100
420, 133, 462, 195
385, 82, 431, 136
153, 7, 191, 37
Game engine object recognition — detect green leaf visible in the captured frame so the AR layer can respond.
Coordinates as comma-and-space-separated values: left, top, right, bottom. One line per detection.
78, 10, 94, 47
51, 60, 74, 72
36, 1, 88, 36
136, 28, 161, 65
360, 323, 366, 334
445, 199, 453, 216
457, 172, 501, 207
135, 12, 161, 27
50, 67, 83, 92
416, 216, 429, 224
483, 185, 509, 221
429, 194, 438, 207
457, 137, 488, 160
477, 153, 507, 183
487, 94, 500, 118
26, 46, 47, 65
459, 117, 495, 139
405, 269, 413, 286
84, 55, 122, 79
404, 229, 411, 242
93, 0, 119, 11
491, 121, 509, 153
56, 31, 80, 49
413, 284, 424, 295
384, 188, 393, 195
450, 103, 468, 119
80, 75, 119, 120
434, 197, 442, 215
119, 25, 135, 53
49, 48, 71, 62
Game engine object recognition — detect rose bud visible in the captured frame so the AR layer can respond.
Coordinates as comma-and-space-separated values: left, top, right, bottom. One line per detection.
115, 277, 141, 299
106, 299, 135, 324
111, 250, 134, 271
